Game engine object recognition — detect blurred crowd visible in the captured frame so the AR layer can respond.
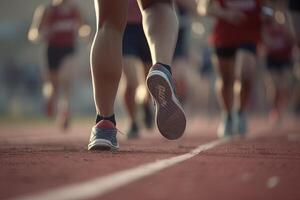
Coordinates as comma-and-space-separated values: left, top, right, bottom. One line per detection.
0, 0, 299, 133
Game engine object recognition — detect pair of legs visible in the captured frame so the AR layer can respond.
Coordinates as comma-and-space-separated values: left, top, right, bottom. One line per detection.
265, 60, 293, 125
89, 0, 187, 150
45, 49, 74, 130
215, 45, 256, 136
122, 22, 154, 138
91, 0, 178, 117
123, 56, 153, 137
91, 0, 178, 120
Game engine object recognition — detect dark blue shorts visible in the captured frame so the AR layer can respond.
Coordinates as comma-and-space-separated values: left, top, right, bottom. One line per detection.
122, 24, 151, 63
266, 56, 292, 72
47, 45, 75, 71
215, 43, 257, 59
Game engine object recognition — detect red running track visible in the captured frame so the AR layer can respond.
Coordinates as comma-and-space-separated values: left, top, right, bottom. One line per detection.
0, 116, 299, 200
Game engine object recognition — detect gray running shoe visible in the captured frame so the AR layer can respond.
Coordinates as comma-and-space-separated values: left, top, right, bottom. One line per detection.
146, 63, 186, 140
127, 122, 139, 139
88, 120, 119, 151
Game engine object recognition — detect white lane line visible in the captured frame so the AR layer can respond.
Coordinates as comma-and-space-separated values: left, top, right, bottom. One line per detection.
13, 138, 228, 200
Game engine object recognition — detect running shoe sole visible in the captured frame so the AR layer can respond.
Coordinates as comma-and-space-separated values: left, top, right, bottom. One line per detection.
146, 70, 186, 140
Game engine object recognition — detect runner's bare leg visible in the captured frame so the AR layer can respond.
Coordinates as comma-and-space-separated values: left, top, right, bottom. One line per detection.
123, 57, 139, 124
91, 0, 129, 117
236, 50, 256, 111
215, 58, 235, 113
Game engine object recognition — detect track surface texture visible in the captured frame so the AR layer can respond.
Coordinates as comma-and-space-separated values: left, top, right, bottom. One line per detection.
0, 116, 300, 200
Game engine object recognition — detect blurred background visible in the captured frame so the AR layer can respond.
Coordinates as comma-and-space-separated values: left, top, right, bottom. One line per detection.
0, 0, 95, 119
0, 0, 299, 125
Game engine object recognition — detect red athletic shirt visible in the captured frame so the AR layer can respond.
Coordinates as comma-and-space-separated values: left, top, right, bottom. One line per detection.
44, 4, 81, 47
210, 0, 262, 48
264, 23, 293, 60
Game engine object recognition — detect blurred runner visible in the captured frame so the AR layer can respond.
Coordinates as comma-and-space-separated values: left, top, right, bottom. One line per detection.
262, 8, 294, 125
88, 0, 186, 151
288, 0, 300, 45
123, 0, 199, 139
122, 0, 153, 139
205, 0, 262, 137
172, 0, 199, 103
172, 3, 190, 104
288, 0, 300, 115
28, 0, 90, 130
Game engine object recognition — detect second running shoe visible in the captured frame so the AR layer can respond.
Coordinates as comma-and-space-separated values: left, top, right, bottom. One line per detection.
146, 63, 186, 140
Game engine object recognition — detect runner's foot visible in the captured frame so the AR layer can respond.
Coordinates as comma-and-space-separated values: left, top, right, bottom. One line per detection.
146, 63, 186, 140
88, 120, 119, 151
127, 122, 139, 139
218, 113, 234, 138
